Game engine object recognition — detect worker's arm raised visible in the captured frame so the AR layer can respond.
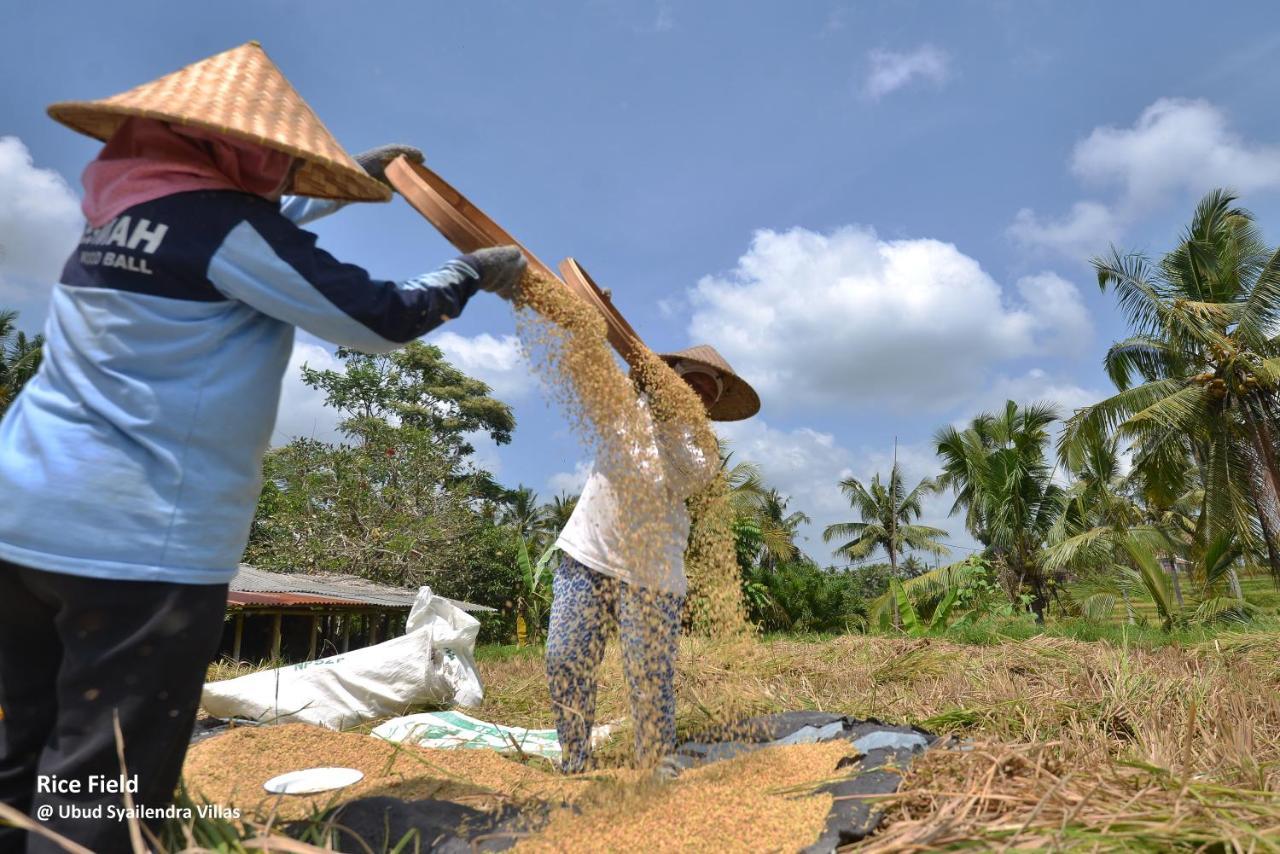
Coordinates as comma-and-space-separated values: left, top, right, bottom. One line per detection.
206, 200, 517, 352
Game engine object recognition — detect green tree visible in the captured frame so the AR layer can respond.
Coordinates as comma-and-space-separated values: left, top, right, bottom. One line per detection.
501, 485, 551, 544
301, 342, 515, 459
822, 463, 949, 582
1061, 191, 1280, 581
0, 310, 42, 415
742, 557, 868, 634
719, 446, 801, 572
1045, 429, 1173, 624
755, 489, 812, 571
247, 345, 520, 627
543, 492, 579, 539
935, 401, 1064, 621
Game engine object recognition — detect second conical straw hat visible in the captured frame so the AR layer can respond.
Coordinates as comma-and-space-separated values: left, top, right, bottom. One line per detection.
658, 344, 761, 421
47, 41, 390, 203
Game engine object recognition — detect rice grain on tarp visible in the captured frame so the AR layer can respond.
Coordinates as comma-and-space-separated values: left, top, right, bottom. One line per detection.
517, 740, 855, 853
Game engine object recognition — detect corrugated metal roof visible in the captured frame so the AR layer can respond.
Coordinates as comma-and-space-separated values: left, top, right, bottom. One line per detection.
229, 565, 495, 612
227, 590, 369, 609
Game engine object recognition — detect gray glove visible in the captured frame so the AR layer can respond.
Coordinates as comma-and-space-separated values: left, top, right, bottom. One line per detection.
467, 246, 527, 301
354, 144, 425, 186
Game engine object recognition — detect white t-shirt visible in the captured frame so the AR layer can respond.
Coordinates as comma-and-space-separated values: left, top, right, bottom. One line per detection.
556, 401, 716, 595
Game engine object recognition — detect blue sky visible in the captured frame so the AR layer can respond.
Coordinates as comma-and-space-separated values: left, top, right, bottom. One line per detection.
5, 1, 1280, 562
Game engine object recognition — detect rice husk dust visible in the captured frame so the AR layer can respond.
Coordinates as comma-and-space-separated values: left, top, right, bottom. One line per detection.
513, 270, 747, 630
512, 270, 755, 762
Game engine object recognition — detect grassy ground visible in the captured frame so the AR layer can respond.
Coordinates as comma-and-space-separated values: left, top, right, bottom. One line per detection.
474, 624, 1280, 850
194, 619, 1280, 850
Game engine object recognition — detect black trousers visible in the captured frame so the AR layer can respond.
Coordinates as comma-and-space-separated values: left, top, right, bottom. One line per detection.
0, 560, 227, 854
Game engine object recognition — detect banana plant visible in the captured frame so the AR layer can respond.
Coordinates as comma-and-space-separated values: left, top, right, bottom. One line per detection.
515, 538, 558, 646
872, 556, 999, 633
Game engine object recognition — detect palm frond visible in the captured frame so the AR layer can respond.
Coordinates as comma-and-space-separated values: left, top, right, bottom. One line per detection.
1080, 592, 1118, 622
1193, 596, 1254, 625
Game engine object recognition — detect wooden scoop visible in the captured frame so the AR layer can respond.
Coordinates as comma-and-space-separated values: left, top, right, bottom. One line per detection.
558, 258, 642, 364
384, 155, 644, 363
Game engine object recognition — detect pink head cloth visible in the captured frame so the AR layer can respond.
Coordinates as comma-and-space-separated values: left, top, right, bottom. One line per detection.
80, 117, 295, 227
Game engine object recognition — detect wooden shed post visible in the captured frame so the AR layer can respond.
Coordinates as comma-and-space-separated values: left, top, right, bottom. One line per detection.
232, 613, 244, 662
270, 613, 282, 661
308, 614, 319, 660
369, 613, 381, 646
341, 616, 351, 653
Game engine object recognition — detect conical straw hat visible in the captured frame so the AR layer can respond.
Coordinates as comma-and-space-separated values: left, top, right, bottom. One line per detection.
659, 344, 760, 421
48, 41, 390, 203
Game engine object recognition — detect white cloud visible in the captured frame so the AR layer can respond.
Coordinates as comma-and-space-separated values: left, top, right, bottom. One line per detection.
1011, 99, 1280, 256
1014, 272, 1092, 356
548, 460, 592, 495
1008, 201, 1123, 260
656, 295, 685, 319
653, 0, 675, 32
272, 339, 344, 446
962, 368, 1101, 424
862, 45, 951, 100
1072, 98, 1280, 206
0, 137, 82, 324
432, 331, 530, 402
686, 226, 1089, 412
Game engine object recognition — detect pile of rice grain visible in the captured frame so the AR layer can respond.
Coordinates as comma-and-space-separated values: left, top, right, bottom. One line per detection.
182, 723, 582, 822
518, 740, 854, 852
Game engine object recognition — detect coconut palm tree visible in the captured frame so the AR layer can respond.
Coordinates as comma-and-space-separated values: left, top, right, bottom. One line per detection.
543, 492, 579, 539
1045, 429, 1174, 624
755, 489, 812, 570
717, 443, 803, 569
0, 310, 42, 415
935, 400, 1064, 621
822, 463, 949, 576
823, 462, 949, 630
1061, 190, 1280, 581
501, 485, 550, 545
718, 442, 767, 511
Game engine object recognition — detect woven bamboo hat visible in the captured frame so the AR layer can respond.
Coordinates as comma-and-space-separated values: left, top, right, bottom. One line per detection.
47, 41, 390, 203
659, 345, 760, 421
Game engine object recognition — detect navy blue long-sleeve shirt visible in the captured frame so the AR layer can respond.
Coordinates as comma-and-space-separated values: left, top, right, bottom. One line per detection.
0, 190, 483, 584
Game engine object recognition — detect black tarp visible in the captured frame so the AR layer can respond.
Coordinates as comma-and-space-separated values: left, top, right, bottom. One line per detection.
672, 712, 936, 852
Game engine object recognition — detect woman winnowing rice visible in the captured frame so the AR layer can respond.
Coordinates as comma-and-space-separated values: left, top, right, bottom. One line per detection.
547, 345, 760, 772
0, 42, 526, 854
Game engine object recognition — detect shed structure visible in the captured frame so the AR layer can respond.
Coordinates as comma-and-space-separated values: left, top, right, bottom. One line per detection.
222, 565, 494, 663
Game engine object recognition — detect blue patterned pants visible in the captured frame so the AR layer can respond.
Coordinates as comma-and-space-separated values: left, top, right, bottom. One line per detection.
545, 556, 684, 772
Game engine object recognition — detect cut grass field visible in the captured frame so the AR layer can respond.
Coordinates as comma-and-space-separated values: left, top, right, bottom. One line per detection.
474, 625, 1280, 850
198, 618, 1280, 850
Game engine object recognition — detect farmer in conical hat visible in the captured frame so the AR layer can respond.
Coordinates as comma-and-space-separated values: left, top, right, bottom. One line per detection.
547, 345, 760, 772
0, 42, 525, 852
